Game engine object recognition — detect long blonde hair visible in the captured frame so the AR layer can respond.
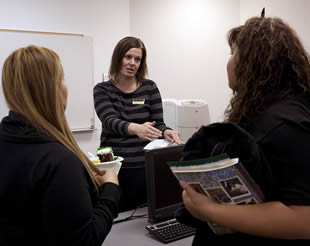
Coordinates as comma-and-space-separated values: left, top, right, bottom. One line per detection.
2, 45, 101, 190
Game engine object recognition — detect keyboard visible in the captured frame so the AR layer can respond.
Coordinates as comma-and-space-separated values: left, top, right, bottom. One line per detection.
146, 218, 196, 243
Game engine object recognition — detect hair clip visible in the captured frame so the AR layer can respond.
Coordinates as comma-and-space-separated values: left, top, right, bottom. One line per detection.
261, 8, 265, 18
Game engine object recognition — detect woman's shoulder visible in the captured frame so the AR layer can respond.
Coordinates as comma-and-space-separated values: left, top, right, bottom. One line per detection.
93, 80, 119, 98
247, 97, 310, 140
140, 79, 159, 91
41, 142, 84, 169
142, 79, 157, 86
94, 80, 114, 91
264, 97, 310, 121
29, 142, 86, 186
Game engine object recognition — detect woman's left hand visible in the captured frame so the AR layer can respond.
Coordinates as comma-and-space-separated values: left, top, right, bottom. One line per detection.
95, 169, 119, 186
164, 129, 184, 144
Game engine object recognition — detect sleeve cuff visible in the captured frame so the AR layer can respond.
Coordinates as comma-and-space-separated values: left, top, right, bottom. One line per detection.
99, 183, 121, 217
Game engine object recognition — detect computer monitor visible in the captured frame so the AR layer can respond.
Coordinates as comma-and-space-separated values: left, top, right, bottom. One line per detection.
144, 145, 185, 223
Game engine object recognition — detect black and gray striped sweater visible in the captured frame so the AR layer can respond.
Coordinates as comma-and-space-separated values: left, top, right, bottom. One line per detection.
93, 79, 169, 168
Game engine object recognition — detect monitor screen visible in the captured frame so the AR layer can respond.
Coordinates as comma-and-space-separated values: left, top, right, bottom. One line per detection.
144, 145, 184, 223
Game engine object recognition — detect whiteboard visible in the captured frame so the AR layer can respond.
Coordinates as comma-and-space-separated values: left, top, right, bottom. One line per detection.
0, 29, 95, 131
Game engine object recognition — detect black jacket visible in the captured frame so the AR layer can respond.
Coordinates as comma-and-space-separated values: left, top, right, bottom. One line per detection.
176, 97, 310, 243
0, 111, 120, 246
181, 122, 275, 197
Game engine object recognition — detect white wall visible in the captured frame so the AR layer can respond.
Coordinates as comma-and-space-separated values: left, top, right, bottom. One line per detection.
0, 0, 130, 154
240, 0, 310, 52
2, 0, 310, 154
130, 0, 240, 123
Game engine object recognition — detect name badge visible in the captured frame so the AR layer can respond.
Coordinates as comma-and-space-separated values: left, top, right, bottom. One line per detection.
132, 99, 145, 105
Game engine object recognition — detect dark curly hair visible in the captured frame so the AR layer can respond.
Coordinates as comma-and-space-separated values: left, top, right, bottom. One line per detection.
225, 17, 310, 124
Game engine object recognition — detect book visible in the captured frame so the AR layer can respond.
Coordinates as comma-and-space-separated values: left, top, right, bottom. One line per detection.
168, 153, 265, 235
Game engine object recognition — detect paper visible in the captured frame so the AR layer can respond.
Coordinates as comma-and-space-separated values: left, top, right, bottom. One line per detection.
143, 139, 177, 150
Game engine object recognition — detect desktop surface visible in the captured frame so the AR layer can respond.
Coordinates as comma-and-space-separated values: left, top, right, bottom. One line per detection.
103, 207, 194, 246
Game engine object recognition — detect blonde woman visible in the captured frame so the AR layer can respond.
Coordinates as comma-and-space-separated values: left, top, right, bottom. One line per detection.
0, 46, 120, 246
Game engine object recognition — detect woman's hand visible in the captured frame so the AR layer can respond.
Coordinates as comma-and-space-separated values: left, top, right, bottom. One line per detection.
164, 129, 184, 144
96, 169, 119, 187
128, 121, 162, 141
179, 180, 215, 222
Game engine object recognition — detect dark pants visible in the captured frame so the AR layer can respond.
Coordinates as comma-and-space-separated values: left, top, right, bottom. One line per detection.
118, 166, 147, 212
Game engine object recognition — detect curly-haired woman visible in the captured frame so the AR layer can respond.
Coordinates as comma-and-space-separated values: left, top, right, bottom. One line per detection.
180, 15, 310, 243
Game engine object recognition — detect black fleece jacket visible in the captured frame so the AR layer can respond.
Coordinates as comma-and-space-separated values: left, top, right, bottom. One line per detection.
0, 111, 120, 246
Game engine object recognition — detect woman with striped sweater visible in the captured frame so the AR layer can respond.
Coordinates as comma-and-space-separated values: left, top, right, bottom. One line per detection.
94, 36, 183, 212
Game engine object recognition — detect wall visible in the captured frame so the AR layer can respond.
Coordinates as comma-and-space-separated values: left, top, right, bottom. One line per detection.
129, 0, 310, 126
0, 0, 130, 154
2, 0, 310, 154
130, 0, 240, 123
240, 0, 310, 52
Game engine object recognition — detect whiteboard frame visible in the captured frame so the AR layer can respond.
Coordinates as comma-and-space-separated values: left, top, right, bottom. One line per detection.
0, 28, 95, 132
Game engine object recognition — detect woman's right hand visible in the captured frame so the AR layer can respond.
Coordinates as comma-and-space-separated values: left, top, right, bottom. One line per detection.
96, 169, 119, 186
128, 121, 162, 141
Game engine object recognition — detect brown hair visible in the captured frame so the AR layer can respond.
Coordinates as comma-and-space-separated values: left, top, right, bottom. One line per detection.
225, 17, 310, 123
2, 45, 101, 190
109, 36, 148, 83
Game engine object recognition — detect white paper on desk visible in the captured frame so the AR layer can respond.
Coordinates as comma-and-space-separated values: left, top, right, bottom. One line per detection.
143, 139, 177, 150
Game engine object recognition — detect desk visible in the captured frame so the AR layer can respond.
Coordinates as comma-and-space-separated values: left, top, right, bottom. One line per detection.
103, 207, 194, 246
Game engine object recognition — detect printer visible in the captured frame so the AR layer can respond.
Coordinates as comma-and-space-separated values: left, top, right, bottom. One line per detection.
162, 98, 210, 142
